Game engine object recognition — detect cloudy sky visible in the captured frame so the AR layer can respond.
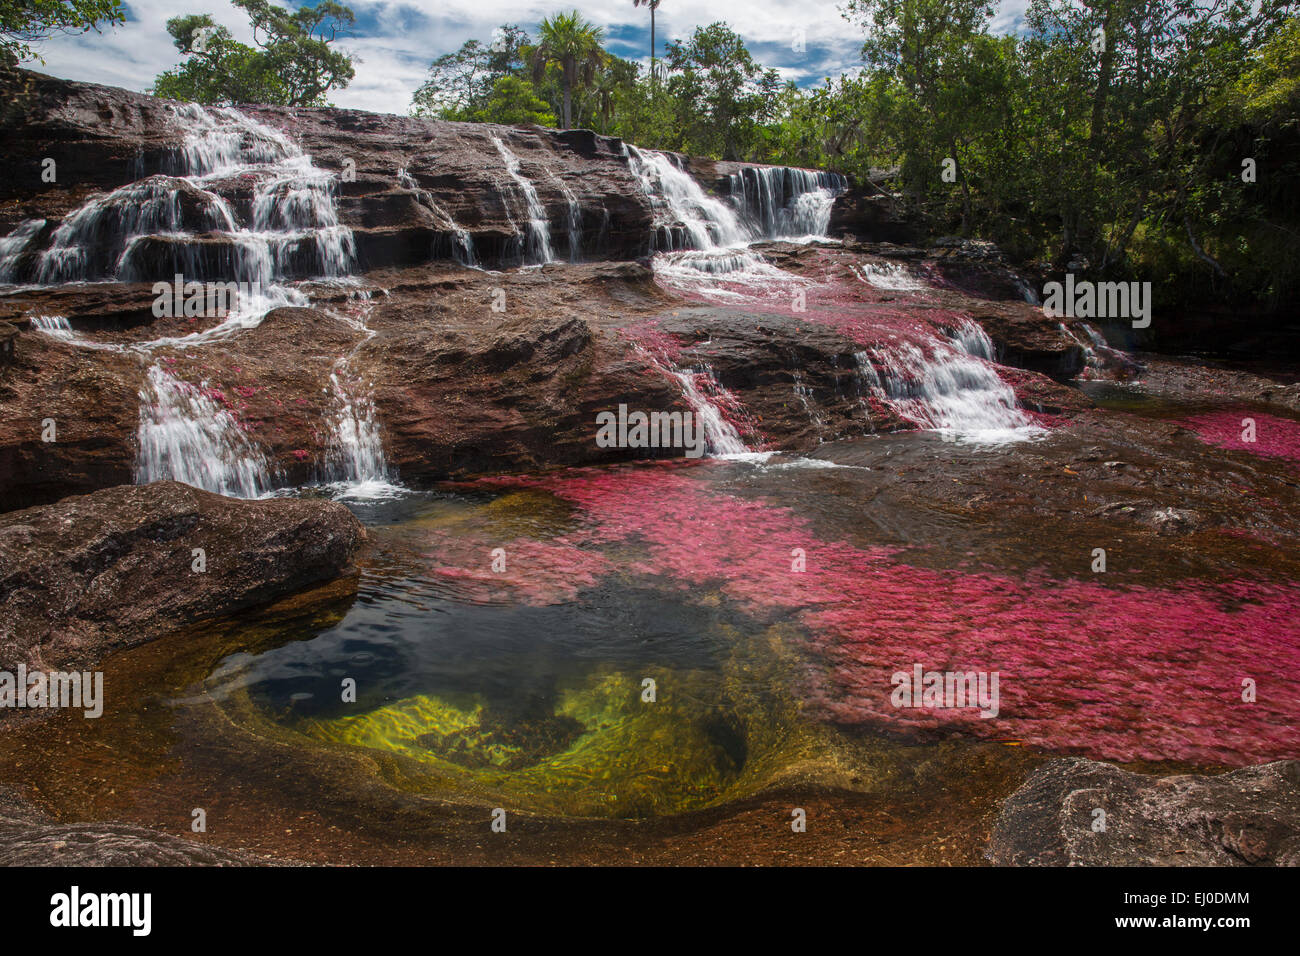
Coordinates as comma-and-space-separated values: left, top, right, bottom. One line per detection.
26, 0, 1031, 115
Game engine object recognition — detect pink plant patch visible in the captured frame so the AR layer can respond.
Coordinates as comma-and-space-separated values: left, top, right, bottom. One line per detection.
1181, 410, 1300, 465
420, 535, 613, 607
446, 464, 1300, 766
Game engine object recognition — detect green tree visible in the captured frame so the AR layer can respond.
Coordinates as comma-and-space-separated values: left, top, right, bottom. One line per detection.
1, 0, 124, 65
663, 22, 781, 159
411, 25, 529, 117
529, 11, 606, 129
152, 0, 355, 107
459, 74, 556, 126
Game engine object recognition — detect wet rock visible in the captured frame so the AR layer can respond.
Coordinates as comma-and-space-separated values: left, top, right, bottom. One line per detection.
988, 757, 1300, 866
0, 67, 655, 270
0, 787, 280, 866
0, 481, 365, 670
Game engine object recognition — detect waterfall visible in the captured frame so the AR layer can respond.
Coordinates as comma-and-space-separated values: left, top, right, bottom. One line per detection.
0, 219, 46, 283
319, 291, 398, 498
324, 369, 390, 490
670, 366, 750, 456
727, 166, 847, 240
25, 104, 354, 290
626, 146, 748, 251
135, 363, 272, 497
491, 136, 555, 265
856, 324, 1037, 442
29, 314, 75, 340
1016, 277, 1042, 305
557, 179, 583, 262
397, 168, 477, 267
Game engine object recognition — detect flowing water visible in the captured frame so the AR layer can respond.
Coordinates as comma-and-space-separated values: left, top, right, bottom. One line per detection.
5, 119, 1295, 864
492, 136, 556, 265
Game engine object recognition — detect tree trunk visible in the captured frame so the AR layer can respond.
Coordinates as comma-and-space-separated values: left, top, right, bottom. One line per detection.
563, 60, 573, 128
651, 10, 657, 86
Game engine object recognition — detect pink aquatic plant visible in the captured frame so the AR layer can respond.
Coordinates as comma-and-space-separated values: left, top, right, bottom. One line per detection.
440, 464, 1300, 766
1180, 409, 1300, 465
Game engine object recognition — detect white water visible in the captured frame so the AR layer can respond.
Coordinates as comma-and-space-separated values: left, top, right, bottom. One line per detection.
627, 146, 748, 251
318, 292, 400, 499
855, 262, 928, 292
0, 219, 47, 283
135, 363, 273, 497
397, 168, 477, 267
492, 136, 555, 265
29, 314, 75, 340
671, 366, 750, 456
29, 105, 354, 293
857, 327, 1039, 443
728, 165, 847, 240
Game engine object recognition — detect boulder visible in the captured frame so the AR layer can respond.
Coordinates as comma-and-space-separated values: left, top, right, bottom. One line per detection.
988, 757, 1300, 866
0, 481, 365, 670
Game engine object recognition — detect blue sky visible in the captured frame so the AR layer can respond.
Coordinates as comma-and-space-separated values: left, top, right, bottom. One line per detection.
26, 0, 1030, 114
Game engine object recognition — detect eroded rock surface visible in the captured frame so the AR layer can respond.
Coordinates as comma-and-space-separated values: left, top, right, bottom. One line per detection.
988, 757, 1300, 866
0, 787, 280, 866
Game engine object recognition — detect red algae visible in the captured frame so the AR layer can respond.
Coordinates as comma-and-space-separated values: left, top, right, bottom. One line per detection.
1181, 409, 1300, 465
432, 465, 1300, 766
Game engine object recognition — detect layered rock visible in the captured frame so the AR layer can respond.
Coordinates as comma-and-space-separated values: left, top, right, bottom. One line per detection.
0, 481, 365, 670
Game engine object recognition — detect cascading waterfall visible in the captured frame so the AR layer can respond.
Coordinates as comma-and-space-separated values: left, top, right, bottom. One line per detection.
626, 146, 748, 251
8, 102, 398, 498
397, 168, 477, 267
0, 219, 46, 282
491, 136, 555, 265
135, 363, 272, 498
854, 262, 928, 292
727, 166, 848, 240
29, 314, 75, 340
320, 291, 396, 498
25, 105, 354, 291
857, 321, 1037, 442
558, 179, 583, 262
671, 366, 750, 456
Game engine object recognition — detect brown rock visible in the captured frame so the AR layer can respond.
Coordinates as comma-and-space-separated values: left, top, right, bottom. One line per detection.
0, 481, 365, 670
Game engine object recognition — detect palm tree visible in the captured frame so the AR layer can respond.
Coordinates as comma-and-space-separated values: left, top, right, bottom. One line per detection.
632, 0, 661, 85
530, 11, 606, 130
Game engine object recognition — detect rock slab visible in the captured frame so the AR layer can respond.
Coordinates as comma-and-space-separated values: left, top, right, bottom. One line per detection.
0, 480, 365, 670
988, 757, 1300, 866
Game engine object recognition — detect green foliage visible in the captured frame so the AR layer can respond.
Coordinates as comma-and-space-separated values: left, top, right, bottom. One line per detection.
411, 26, 529, 117
661, 22, 782, 160
454, 75, 556, 126
152, 0, 355, 107
0, 0, 124, 65
529, 10, 606, 129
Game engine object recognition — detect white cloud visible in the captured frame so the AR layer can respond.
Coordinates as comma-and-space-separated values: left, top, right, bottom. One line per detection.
24, 0, 1033, 115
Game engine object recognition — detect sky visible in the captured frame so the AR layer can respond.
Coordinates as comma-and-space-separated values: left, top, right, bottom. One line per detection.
25, 0, 1032, 115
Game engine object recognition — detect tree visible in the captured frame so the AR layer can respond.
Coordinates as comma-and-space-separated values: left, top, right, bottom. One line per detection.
459, 75, 556, 126
632, 0, 661, 83
152, 0, 355, 107
411, 25, 529, 117
1, 0, 124, 65
529, 11, 606, 129
663, 22, 781, 159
